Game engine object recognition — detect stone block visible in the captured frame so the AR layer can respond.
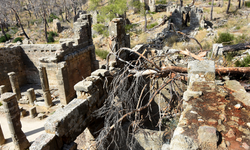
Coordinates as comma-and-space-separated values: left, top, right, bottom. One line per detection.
188, 60, 215, 92
0, 85, 6, 95
170, 134, 198, 150
212, 44, 223, 57
29, 133, 63, 150
197, 126, 218, 150
44, 98, 89, 143
30, 107, 37, 118
74, 80, 93, 92
91, 69, 110, 77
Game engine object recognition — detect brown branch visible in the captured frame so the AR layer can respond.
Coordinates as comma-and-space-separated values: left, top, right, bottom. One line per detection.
119, 47, 162, 71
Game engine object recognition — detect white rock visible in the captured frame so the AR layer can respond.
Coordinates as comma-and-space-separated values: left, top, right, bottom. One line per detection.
234, 104, 242, 109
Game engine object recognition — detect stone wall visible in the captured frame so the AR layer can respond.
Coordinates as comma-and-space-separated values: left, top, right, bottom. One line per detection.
0, 13, 98, 104
0, 47, 27, 91
30, 69, 111, 150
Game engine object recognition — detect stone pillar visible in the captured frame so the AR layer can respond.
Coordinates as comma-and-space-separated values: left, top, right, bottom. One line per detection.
187, 60, 215, 92
56, 62, 70, 105
26, 88, 36, 106
0, 85, 6, 95
38, 67, 52, 107
29, 107, 37, 118
0, 124, 5, 145
8, 72, 21, 100
1, 92, 30, 150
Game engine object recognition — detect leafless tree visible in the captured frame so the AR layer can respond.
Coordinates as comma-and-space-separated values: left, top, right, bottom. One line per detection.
227, 0, 231, 14
210, 0, 215, 20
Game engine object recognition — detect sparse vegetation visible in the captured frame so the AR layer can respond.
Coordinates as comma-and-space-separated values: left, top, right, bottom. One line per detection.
13, 37, 22, 43
245, 1, 250, 7
0, 34, 11, 43
95, 49, 109, 59
235, 55, 250, 67
93, 24, 109, 37
214, 32, 234, 45
147, 22, 158, 29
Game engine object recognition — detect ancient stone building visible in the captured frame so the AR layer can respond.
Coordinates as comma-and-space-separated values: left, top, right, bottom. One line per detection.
0, 14, 99, 105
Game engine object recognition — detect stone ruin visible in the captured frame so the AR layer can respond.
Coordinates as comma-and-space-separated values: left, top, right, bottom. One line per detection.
0, 13, 99, 106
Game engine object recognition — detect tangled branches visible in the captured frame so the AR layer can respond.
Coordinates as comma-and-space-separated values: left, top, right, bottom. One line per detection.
92, 47, 187, 149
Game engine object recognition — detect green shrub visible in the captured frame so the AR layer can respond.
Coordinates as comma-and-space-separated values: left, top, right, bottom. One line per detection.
48, 13, 59, 23
147, 22, 158, 29
95, 49, 109, 59
215, 32, 234, 45
0, 34, 11, 43
47, 31, 58, 37
235, 26, 241, 30
235, 55, 250, 67
48, 36, 55, 43
156, 0, 167, 4
13, 37, 22, 43
245, 1, 250, 7
93, 24, 109, 37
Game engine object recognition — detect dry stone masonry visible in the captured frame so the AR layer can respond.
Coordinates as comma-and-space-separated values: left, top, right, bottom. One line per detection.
30, 69, 113, 149
1, 92, 30, 150
0, 14, 98, 105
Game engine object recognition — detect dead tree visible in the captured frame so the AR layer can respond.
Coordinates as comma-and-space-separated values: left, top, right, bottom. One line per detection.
210, 0, 215, 20
227, 0, 231, 14
223, 42, 250, 52
10, 8, 30, 39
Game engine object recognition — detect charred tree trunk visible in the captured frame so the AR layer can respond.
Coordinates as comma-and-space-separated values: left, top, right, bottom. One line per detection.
180, 0, 183, 7
223, 42, 250, 52
210, 0, 214, 20
239, 0, 241, 8
0, 20, 8, 41
11, 8, 30, 39
144, 13, 147, 32
43, 10, 48, 43
227, 0, 231, 14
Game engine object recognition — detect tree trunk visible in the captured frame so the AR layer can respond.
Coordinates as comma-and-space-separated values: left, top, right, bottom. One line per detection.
144, 13, 147, 32
43, 11, 48, 43
180, 0, 183, 7
0, 20, 8, 41
11, 8, 30, 39
210, 0, 214, 20
160, 66, 250, 75
223, 42, 250, 52
239, 0, 241, 8
221, 0, 224, 7
227, 0, 231, 14
242, 0, 245, 7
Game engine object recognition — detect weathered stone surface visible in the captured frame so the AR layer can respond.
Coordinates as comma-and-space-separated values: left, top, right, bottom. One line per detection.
74, 80, 93, 92
188, 60, 215, 92
30, 107, 37, 118
1, 92, 30, 150
8, 72, 22, 100
0, 85, 6, 95
38, 67, 52, 107
53, 19, 62, 33
225, 80, 250, 106
183, 90, 202, 101
197, 126, 218, 150
134, 129, 167, 150
44, 98, 89, 143
0, 124, 5, 145
26, 88, 36, 105
212, 43, 223, 57
29, 133, 63, 150
170, 134, 198, 150
91, 69, 110, 77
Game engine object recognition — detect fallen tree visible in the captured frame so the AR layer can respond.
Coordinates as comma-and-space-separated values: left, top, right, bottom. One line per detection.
223, 42, 250, 52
